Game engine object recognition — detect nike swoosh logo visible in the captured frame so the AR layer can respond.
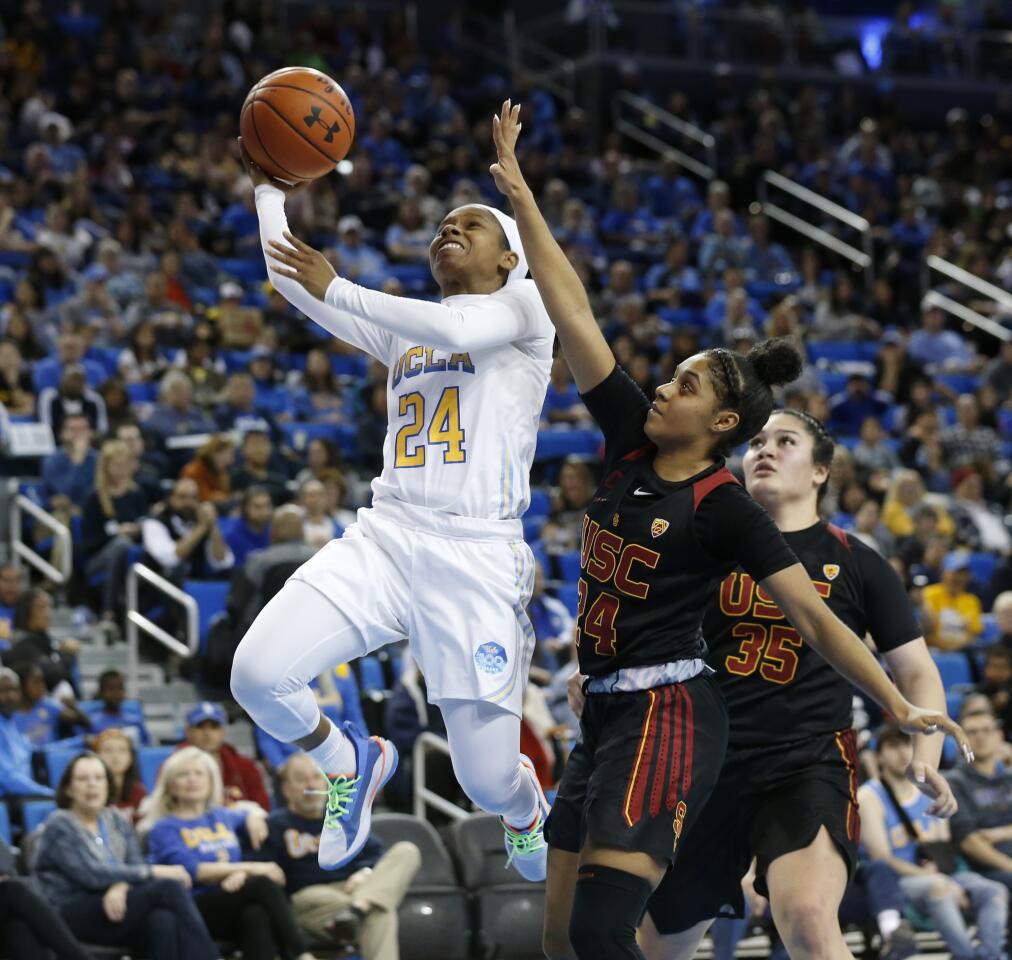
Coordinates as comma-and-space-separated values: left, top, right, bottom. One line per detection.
632, 487, 656, 497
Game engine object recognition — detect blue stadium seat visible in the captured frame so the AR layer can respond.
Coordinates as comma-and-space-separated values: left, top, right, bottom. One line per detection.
184, 580, 230, 652
218, 257, 267, 282
935, 373, 980, 395
138, 746, 175, 792
358, 655, 385, 693
999, 408, 1012, 439
807, 342, 880, 365
220, 350, 253, 373
981, 615, 1000, 646
558, 552, 582, 583
126, 382, 158, 404
969, 552, 997, 588
946, 689, 965, 720
932, 652, 972, 688
817, 372, 849, 395
44, 746, 82, 787
527, 489, 551, 517
556, 583, 580, 616
331, 354, 369, 378
522, 514, 547, 542
657, 307, 706, 329
534, 429, 602, 462
0, 803, 9, 845
23, 800, 56, 834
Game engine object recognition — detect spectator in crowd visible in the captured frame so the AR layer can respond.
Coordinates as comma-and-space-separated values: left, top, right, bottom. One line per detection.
87, 670, 150, 745
908, 302, 976, 371
297, 479, 341, 551
61, 264, 121, 343
922, 552, 984, 651
828, 374, 892, 436
220, 486, 273, 567
883, 471, 954, 541
230, 505, 316, 641
542, 354, 590, 427
974, 647, 1012, 732
811, 271, 879, 341
42, 412, 97, 514
230, 429, 288, 505
941, 396, 1004, 470
255, 665, 365, 777
852, 416, 900, 476
0, 667, 55, 798
9, 588, 80, 698
292, 436, 344, 489
859, 723, 1007, 960
181, 434, 236, 505
141, 477, 234, 581
895, 504, 942, 569
981, 339, 1012, 403
539, 458, 596, 553
948, 468, 1012, 556
33, 329, 106, 393
13, 661, 88, 747
259, 753, 421, 958
81, 439, 148, 625
994, 592, 1012, 648
143, 747, 318, 960
141, 371, 217, 456
117, 320, 169, 384
173, 325, 227, 409
0, 563, 21, 650
34, 752, 219, 960
334, 215, 387, 282
287, 348, 345, 424
318, 467, 358, 530
180, 701, 271, 810
947, 710, 1012, 899
214, 372, 277, 437
526, 560, 574, 682
122, 272, 191, 348
0, 338, 36, 416
93, 728, 147, 820
0, 835, 95, 960
114, 421, 165, 503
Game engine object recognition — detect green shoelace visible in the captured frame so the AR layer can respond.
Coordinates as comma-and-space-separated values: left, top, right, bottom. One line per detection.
503, 814, 546, 868
308, 774, 361, 828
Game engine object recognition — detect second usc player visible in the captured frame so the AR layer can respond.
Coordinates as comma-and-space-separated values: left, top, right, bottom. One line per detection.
642, 411, 960, 960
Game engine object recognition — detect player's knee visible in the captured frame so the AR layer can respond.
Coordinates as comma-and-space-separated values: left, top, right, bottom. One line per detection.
230, 631, 284, 709
929, 877, 950, 901
778, 898, 838, 957
568, 865, 652, 959
453, 763, 511, 814
543, 918, 578, 960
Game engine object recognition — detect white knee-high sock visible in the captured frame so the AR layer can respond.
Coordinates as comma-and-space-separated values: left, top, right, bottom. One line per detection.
306, 718, 358, 775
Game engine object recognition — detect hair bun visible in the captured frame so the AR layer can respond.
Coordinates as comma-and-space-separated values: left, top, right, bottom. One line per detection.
746, 338, 802, 388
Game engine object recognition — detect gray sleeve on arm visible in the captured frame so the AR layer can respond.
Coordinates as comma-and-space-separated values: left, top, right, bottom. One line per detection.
37, 816, 149, 890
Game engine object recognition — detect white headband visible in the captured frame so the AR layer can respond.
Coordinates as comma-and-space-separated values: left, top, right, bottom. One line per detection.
447, 204, 528, 285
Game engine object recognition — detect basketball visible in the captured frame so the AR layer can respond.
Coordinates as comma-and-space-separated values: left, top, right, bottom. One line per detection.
239, 67, 355, 183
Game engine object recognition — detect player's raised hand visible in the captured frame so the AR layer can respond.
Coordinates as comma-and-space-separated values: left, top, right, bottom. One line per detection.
490, 99, 529, 202
237, 137, 312, 197
907, 761, 959, 818
895, 702, 973, 763
266, 230, 337, 300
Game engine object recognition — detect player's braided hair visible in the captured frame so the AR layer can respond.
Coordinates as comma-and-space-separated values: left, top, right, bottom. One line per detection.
773, 408, 836, 506
704, 339, 802, 458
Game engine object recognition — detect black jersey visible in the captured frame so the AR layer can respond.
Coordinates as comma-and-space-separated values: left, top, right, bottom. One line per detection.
576, 366, 797, 678
709, 520, 922, 748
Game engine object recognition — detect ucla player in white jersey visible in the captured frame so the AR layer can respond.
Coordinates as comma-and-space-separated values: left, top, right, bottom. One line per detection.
231, 137, 554, 879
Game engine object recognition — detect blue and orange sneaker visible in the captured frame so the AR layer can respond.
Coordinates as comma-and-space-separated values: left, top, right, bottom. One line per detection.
312, 721, 398, 871
501, 754, 551, 881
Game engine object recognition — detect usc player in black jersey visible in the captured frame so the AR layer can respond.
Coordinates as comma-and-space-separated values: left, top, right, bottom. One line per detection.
489, 102, 967, 960
636, 410, 958, 960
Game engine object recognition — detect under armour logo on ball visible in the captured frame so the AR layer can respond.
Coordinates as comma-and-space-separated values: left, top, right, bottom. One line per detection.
303, 106, 342, 143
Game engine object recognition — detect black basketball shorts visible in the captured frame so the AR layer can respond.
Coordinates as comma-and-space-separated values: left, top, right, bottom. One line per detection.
544, 672, 729, 867
645, 728, 861, 934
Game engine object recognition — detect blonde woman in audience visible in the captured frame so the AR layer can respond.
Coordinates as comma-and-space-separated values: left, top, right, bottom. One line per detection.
882, 469, 954, 538
143, 746, 318, 960
33, 752, 218, 960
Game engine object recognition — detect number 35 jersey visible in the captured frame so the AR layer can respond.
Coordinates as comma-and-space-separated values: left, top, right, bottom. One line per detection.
707, 521, 922, 749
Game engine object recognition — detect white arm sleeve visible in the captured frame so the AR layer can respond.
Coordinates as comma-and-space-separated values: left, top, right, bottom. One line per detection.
324, 275, 546, 353
254, 185, 395, 363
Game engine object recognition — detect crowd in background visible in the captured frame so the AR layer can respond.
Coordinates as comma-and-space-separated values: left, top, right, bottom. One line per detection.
0, 0, 1010, 957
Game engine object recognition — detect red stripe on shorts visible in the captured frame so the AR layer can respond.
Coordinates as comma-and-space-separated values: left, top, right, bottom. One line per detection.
649, 687, 673, 819
667, 686, 685, 810
681, 685, 695, 797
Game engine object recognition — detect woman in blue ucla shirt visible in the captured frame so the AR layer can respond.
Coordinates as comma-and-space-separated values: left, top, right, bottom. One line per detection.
144, 746, 318, 960
33, 752, 218, 960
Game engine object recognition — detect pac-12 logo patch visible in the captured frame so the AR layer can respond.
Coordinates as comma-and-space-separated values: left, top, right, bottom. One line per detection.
823, 564, 840, 581
475, 642, 508, 676
651, 518, 669, 538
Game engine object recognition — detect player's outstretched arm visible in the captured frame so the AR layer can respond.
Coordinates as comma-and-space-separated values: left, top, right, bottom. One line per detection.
240, 138, 395, 363
490, 100, 615, 394
761, 564, 973, 760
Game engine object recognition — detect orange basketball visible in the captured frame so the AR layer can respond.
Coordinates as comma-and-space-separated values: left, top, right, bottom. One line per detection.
239, 67, 355, 183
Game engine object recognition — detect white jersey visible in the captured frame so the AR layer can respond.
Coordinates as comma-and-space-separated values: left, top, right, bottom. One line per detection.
255, 186, 553, 521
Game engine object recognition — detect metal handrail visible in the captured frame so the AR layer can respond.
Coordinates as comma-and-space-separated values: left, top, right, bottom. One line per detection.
758, 170, 873, 289
413, 731, 468, 822
926, 255, 1012, 314
125, 563, 198, 697
8, 485, 72, 584
615, 91, 717, 180
921, 290, 1011, 343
